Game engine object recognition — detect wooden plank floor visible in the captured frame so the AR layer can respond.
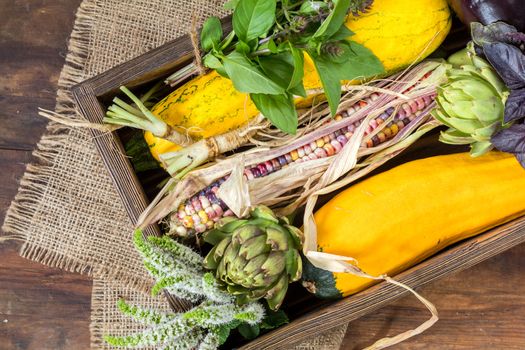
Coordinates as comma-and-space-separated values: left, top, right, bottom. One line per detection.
0, 1, 524, 349
0, 1, 91, 349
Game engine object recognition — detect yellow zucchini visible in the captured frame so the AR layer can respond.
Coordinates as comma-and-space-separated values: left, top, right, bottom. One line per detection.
302, 152, 525, 298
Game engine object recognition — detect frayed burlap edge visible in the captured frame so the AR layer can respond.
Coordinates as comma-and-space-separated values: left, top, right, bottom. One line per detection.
90, 278, 171, 350
1, 0, 231, 295
2, 0, 349, 348
1, 1, 152, 292
2, 1, 96, 273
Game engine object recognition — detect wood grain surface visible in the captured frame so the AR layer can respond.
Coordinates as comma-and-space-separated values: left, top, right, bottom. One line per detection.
1, 1, 525, 349
0, 1, 90, 350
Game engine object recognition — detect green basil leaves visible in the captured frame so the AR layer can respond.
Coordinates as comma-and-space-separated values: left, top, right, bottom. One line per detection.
198, 0, 384, 134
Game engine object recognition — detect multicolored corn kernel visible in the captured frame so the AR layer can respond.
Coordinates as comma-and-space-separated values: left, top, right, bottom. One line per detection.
308, 152, 318, 160
170, 93, 436, 235
314, 147, 327, 158
323, 143, 336, 156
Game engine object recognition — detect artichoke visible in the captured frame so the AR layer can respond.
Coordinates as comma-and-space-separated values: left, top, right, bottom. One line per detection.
432, 45, 510, 156
203, 206, 303, 311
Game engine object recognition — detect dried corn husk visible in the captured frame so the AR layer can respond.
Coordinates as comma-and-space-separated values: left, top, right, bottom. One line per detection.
137, 60, 447, 231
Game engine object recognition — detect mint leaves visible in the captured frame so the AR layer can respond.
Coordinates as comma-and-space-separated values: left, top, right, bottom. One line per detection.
200, 0, 384, 134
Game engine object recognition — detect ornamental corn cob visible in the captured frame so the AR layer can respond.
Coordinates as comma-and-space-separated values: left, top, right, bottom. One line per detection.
169, 92, 436, 236
135, 61, 445, 233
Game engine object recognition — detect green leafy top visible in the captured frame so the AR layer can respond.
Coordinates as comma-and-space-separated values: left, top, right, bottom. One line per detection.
200, 0, 384, 134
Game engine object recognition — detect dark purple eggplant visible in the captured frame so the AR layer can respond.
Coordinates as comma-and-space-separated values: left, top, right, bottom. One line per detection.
448, 0, 525, 32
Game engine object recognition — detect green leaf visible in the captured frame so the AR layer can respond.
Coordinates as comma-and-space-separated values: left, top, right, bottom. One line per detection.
200, 17, 223, 52
203, 54, 221, 68
235, 40, 252, 55
216, 325, 232, 345
258, 38, 278, 54
329, 24, 354, 41
203, 54, 228, 78
313, 0, 351, 40
223, 0, 240, 10
124, 130, 161, 173
309, 41, 383, 115
251, 93, 298, 134
219, 31, 236, 51
258, 53, 294, 88
299, 1, 329, 15
260, 309, 289, 330
257, 50, 306, 97
233, 0, 277, 42
217, 320, 241, 345
223, 51, 284, 94
289, 46, 305, 90
289, 82, 307, 98
238, 323, 260, 340
321, 40, 353, 64
309, 52, 342, 116
336, 41, 385, 79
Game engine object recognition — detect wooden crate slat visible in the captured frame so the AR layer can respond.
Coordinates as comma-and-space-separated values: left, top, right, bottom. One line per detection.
77, 17, 233, 97
242, 217, 525, 348
70, 16, 525, 348
72, 83, 190, 312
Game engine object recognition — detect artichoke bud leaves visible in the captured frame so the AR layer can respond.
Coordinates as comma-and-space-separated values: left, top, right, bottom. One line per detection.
203, 206, 304, 310
434, 43, 510, 157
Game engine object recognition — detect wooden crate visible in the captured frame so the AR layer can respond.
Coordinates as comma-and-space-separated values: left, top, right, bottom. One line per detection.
71, 19, 525, 349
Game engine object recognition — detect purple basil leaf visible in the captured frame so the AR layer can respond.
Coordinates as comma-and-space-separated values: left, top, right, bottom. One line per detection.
504, 88, 525, 123
507, 32, 525, 52
471, 22, 518, 47
491, 124, 525, 153
471, 22, 525, 53
516, 152, 525, 169
484, 42, 525, 90
474, 44, 485, 58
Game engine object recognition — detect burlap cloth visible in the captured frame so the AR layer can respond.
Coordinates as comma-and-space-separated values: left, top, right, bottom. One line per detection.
2, 0, 348, 348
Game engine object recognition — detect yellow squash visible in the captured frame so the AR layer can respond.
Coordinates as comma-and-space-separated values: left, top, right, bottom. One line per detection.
347, 0, 452, 74
302, 152, 525, 299
146, 0, 452, 160
152, 71, 259, 140
143, 130, 182, 159
145, 71, 259, 160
